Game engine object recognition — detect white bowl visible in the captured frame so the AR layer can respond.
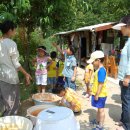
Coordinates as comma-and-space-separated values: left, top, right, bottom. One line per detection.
32, 93, 61, 105
0, 116, 33, 130
34, 106, 80, 130
26, 104, 55, 125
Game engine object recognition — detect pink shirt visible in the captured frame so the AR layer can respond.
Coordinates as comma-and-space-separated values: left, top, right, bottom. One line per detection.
35, 56, 48, 76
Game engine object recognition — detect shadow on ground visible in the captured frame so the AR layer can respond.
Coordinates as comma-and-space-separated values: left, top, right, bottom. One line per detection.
106, 103, 121, 122
84, 109, 97, 121
111, 94, 121, 104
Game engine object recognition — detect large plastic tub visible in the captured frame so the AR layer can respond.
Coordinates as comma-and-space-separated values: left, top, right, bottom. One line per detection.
26, 104, 55, 125
34, 106, 80, 130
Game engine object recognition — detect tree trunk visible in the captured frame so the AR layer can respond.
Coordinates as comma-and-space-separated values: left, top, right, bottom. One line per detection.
18, 25, 31, 73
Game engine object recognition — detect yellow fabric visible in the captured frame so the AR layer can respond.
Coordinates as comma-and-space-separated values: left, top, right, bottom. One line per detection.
58, 60, 64, 76
85, 64, 94, 83
91, 68, 108, 97
64, 88, 81, 112
48, 60, 57, 77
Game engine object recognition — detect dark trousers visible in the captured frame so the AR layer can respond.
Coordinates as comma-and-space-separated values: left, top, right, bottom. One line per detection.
119, 81, 130, 130
0, 81, 20, 116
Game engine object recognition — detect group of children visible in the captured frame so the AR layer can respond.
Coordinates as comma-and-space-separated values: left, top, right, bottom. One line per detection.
33, 42, 107, 130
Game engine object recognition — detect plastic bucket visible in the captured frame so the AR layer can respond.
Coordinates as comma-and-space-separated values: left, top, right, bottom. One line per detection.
0, 116, 33, 130
32, 93, 61, 105
26, 104, 55, 125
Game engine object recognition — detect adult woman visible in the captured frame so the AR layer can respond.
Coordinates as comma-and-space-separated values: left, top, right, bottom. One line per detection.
113, 15, 130, 130
0, 20, 32, 116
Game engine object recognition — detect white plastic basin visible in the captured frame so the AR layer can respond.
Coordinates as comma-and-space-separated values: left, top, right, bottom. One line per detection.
34, 106, 80, 130
0, 116, 33, 130
26, 104, 55, 125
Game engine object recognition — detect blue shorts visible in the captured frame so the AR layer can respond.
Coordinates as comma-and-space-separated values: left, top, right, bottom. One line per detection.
91, 95, 107, 108
47, 77, 57, 85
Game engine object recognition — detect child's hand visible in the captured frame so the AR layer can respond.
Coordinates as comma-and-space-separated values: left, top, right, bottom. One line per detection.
94, 94, 99, 101
71, 76, 76, 82
59, 99, 64, 106
63, 77, 65, 81
47, 66, 50, 71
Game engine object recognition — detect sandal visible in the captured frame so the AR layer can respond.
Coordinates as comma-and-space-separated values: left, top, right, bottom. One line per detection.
115, 121, 123, 126
116, 126, 125, 130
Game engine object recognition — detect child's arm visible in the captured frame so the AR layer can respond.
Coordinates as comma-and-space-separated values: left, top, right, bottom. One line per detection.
95, 83, 103, 100
95, 68, 106, 100
89, 70, 93, 81
83, 67, 86, 81
47, 57, 52, 68
52, 43, 64, 55
56, 67, 59, 78
71, 66, 77, 81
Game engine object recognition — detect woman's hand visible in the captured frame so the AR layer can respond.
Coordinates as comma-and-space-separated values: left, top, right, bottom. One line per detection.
123, 78, 130, 87
25, 73, 32, 86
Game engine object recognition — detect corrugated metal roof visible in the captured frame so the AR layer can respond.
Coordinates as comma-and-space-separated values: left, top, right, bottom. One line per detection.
56, 22, 115, 35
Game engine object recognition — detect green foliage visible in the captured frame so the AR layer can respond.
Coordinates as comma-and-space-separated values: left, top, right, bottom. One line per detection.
0, 0, 130, 101
43, 36, 58, 53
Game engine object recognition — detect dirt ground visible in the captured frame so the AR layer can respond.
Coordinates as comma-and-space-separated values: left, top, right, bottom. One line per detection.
18, 68, 121, 130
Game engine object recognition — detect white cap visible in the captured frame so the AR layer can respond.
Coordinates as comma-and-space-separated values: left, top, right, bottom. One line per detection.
87, 50, 104, 63
112, 23, 126, 30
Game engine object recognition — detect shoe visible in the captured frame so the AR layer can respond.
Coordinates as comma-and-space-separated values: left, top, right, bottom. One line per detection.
89, 119, 98, 126
83, 94, 90, 98
115, 121, 123, 126
82, 91, 87, 96
92, 125, 104, 130
86, 119, 98, 127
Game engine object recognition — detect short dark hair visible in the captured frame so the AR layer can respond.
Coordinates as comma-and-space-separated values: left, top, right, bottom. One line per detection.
50, 51, 57, 59
68, 45, 75, 55
37, 45, 46, 50
120, 15, 130, 26
52, 84, 65, 94
99, 57, 105, 63
0, 20, 16, 34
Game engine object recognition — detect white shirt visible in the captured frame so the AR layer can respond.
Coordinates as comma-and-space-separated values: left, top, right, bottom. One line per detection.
0, 38, 21, 84
118, 38, 130, 80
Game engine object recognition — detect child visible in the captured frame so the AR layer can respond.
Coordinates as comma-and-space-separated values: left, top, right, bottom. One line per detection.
83, 61, 94, 98
47, 51, 58, 90
32, 46, 52, 93
56, 54, 65, 85
52, 43, 77, 91
87, 50, 107, 130
52, 84, 81, 112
